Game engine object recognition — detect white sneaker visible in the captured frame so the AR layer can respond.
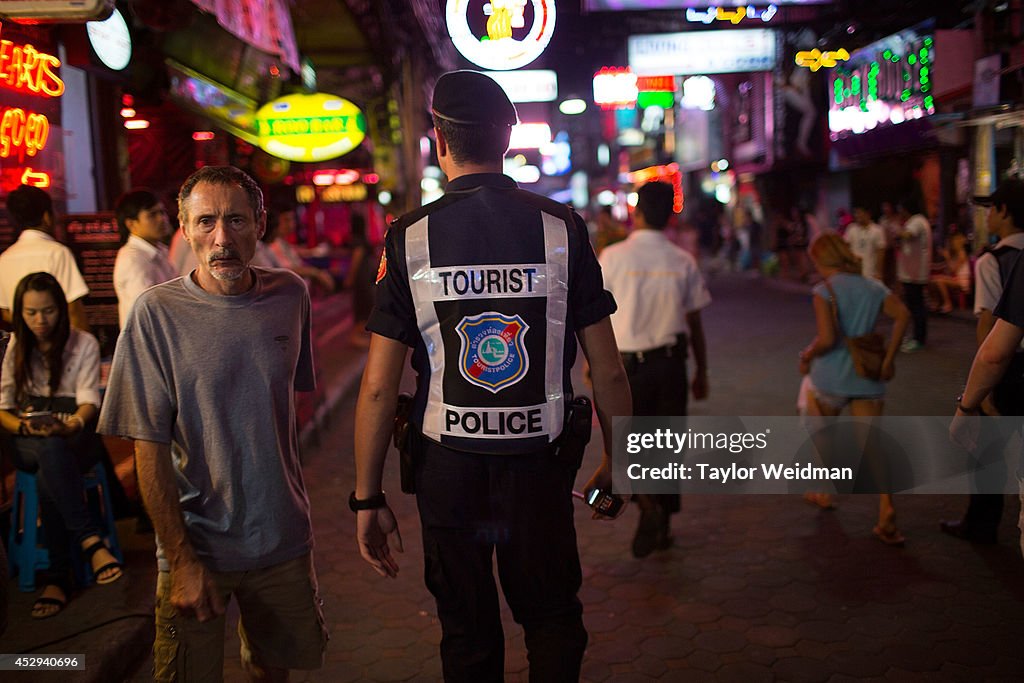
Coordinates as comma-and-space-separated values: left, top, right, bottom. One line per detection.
900, 339, 924, 353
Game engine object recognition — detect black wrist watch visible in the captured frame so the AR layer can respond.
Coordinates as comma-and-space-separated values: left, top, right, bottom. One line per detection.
956, 393, 980, 414
349, 490, 387, 512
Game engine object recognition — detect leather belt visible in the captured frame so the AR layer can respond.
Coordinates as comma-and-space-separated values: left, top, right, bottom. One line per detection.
620, 335, 687, 364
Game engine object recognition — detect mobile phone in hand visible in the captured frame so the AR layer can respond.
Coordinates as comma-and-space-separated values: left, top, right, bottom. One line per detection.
21, 410, 57, 428
573, 489, 625, 518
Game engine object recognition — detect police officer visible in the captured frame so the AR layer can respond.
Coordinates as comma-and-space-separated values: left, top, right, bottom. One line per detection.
352, 70, 632, 682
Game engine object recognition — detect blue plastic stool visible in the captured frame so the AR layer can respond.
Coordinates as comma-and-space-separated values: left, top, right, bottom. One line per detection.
8, 470, 50, 593
6, 462, 123, 592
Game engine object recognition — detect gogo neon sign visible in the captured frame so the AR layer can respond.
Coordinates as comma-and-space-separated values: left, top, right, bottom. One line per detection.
446, 0, 556, 71
0, 22, 63, 162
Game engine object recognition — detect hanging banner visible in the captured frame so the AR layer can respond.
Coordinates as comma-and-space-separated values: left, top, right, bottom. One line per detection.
189, 0, 299, 72
256, 92, 366, 163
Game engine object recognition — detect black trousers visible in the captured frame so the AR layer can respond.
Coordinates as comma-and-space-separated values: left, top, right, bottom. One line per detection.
902, 282, 928, 344
415, 440, 587, 683
961, 375, 1024, 534
622, 341, 689, 515
11, 431, 101, 591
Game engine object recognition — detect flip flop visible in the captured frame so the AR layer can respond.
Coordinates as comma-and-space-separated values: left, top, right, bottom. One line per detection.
873, 525, 906, 547
31, 594, 66, 619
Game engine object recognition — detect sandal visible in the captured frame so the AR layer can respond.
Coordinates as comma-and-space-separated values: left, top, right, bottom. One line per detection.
802, 493, 835, 510
31, 586, 67, 619
82, 539, 123, 585
872, 525, 906, 547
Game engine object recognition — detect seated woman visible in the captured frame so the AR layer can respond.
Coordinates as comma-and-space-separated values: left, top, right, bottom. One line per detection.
0, 272, 122, 619
929, 233, 971, 314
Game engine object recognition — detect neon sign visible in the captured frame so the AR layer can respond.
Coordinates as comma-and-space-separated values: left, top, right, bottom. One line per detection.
0, 22, 62, 165
795, 49, 850, 72
828, 25, 936, 138
256, 93, 366, 163
20, 167, 49, 188
0, 25, 64, 97
626, 163, 683, 213
446, 0, 556, 71
593, 67, 637, 110
686, 5, 778, 25
0, 107, 49, 157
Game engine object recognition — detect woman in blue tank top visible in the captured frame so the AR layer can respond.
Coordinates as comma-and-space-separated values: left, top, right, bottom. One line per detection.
798, 233, 911, 545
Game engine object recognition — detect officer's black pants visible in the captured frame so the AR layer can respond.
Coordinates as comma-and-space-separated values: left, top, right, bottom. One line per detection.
416, 441, 587, 683
623, 343, 689, 515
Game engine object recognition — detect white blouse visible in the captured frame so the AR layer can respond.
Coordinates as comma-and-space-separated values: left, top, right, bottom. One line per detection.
0, 329, 101, 411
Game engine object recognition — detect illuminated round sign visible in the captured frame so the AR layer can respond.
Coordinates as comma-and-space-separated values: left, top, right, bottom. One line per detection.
87, 8, 132, 71
255, 93, 366, 163
446, 0, 556, 71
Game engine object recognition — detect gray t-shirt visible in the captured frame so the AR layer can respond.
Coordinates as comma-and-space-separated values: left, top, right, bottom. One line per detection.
99, 268, 315, 572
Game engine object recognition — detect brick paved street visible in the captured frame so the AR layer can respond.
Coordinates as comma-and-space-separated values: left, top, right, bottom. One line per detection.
7, 274, 1021, 682
221, 274, 1024, 681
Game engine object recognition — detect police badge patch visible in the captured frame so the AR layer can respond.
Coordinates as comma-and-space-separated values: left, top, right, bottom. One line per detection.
456, 312, 530, 393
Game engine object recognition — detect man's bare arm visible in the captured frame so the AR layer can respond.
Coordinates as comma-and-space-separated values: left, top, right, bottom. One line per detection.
135, 439, 223, 620
354, 334, 408, 577
578, 317, 632, 498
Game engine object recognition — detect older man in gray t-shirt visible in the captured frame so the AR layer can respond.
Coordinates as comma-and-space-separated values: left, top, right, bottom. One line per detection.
99, 166, 326, 681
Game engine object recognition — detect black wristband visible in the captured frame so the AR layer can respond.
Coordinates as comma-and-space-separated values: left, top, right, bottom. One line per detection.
349, 490, 387, 512
956, 393, 980, 414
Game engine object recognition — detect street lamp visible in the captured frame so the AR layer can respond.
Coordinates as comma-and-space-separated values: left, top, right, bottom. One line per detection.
559, 98, 587, 116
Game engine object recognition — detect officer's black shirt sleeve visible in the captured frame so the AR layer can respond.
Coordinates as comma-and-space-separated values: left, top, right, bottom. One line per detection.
568, 212, 617, 329
994, 250, 1024, 329
367, 225, 419, 346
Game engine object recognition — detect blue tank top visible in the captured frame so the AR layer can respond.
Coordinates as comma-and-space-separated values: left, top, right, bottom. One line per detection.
810, 273, 890, 397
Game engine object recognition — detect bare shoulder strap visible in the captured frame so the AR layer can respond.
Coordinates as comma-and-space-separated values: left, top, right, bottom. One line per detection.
822, 280, 844, 338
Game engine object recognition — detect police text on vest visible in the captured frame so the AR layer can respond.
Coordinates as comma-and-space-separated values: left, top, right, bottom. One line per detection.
433, 265, 545, 300
444, 405, 545, 438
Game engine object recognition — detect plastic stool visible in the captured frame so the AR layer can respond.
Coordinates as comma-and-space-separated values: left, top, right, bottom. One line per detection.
6, 463, 123, 592
8, 470, 51, 593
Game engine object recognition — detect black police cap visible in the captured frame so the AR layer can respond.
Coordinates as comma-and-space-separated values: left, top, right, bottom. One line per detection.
431, 70, 518, 127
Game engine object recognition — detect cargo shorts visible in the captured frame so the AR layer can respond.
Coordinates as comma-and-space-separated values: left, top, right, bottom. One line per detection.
153, 553, 328, 682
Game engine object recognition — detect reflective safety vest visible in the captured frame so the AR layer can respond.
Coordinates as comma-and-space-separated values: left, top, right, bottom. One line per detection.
395, 180, 582, 455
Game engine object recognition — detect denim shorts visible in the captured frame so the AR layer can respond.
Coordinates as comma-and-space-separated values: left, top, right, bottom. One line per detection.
813, 390, 884, 412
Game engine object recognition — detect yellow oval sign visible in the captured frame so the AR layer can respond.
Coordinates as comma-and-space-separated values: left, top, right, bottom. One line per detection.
256, 93, 366, 162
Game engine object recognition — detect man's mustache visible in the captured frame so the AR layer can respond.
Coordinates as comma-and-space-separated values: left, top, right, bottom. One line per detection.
209, 248, 241, 263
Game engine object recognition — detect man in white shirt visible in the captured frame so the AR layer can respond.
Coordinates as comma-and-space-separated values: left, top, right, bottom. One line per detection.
113, 190, 178, 328
0, 185, 90, 330
844, 207, 886, 280
600, 181, 711, 558
168, 224, 198, 277
896, 198, 933, 352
